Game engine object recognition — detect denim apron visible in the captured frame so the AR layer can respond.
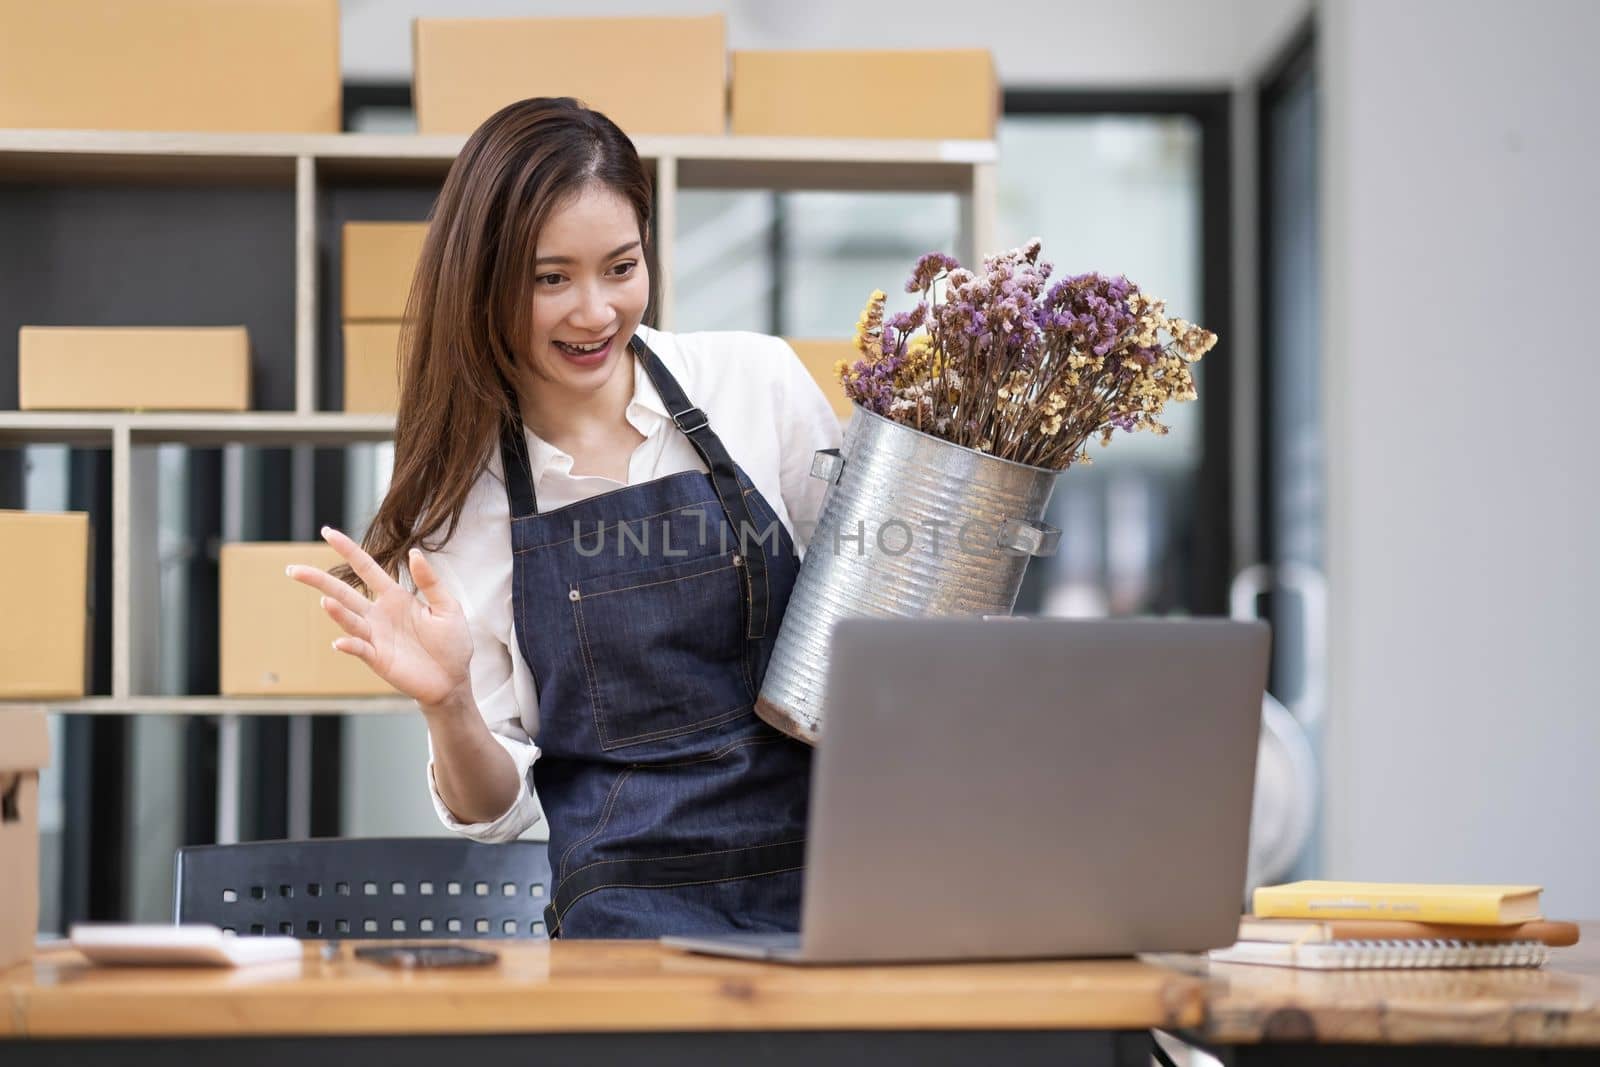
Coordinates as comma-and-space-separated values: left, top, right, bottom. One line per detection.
500, 335, 812, 938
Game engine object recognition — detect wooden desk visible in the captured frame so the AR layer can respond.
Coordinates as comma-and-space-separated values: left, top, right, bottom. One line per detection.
1, 940, 1202, 1066
1157, 920, 1600, 1065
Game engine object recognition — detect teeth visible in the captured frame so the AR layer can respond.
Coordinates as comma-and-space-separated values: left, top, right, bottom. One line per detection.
560, 339, 608, 353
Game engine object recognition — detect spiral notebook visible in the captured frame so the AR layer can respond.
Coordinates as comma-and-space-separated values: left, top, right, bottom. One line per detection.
1209, 938, 1550, 970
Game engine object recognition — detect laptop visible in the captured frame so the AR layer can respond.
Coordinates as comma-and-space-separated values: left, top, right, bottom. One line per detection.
662, 616, 1269, 964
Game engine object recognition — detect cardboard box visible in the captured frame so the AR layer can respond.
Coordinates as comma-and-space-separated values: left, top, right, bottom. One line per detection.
0, 0, 340, 133
19, 326, 251, 412
731, 50, 998, 140
343, 223, 428, 322
0, 511, 91, 700
343, 322, 404, 413
413, 15, 726, 136
221, 543, 396, 697
784, 339, 856, 420
0, 708, 50, 974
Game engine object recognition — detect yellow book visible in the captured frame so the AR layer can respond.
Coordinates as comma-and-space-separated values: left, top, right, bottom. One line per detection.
1252, 881, 1543, 926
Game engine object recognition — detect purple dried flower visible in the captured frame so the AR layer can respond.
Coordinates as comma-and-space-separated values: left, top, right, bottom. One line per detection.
886, 302, 927, 333
1037, 272, 1137, 359
905, 252, 962, 294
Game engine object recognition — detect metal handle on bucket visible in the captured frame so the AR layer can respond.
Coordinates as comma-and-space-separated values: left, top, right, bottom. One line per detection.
810, 449, 844, 485
997, 517, 1061, 557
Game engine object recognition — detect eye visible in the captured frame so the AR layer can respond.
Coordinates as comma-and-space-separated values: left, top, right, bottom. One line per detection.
609, 260, 637, 277
537, 273, 566, 287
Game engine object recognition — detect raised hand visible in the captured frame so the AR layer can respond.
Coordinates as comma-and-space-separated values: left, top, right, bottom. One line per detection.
286, 526, 473, 711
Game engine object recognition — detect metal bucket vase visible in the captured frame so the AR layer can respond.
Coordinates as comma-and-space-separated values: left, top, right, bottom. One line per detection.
755, 404, 1061, 743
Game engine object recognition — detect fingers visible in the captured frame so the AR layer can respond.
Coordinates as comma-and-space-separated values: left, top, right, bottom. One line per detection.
331, 635, 377, 666
320, 526, 394, 594
407, 548, 459, 614
287, 561, 371, 617
321, 596, 371, 642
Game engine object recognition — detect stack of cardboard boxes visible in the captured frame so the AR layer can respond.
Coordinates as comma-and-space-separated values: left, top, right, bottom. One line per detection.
408, 15, 997, 142
341, 222, 428, 414
3, 8, 997, 141
2, 10, 996, 708
2, 0, 343, 719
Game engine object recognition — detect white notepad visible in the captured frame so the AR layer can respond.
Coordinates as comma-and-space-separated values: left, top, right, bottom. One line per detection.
69, 923, 302, 967
1209, 938, 1549, 970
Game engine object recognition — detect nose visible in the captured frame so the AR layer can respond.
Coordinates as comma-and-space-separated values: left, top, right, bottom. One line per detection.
568, 279, 616, 333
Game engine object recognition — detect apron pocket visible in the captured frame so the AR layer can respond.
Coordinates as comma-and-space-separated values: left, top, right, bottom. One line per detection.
568, 551, 754, 750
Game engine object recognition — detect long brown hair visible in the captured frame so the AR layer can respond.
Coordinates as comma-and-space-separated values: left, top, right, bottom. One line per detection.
347, 97, 654, 590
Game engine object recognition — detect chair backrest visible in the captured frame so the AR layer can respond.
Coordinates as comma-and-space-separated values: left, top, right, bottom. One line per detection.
174, 837, 552, 939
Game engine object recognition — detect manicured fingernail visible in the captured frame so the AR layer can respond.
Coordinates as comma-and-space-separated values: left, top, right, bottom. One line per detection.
285, 565, 294, 576
321, 525, 332, 536
320, 597, 329, 609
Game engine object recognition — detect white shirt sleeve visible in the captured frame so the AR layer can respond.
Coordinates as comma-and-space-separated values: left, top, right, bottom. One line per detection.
773, 338, 846, 552
416, 470, 544, 843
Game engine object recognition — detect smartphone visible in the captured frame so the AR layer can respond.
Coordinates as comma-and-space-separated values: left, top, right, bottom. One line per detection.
352, 943, 500, 969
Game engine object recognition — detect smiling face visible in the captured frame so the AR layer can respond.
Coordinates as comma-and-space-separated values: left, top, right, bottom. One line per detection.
524, 182, 651, 400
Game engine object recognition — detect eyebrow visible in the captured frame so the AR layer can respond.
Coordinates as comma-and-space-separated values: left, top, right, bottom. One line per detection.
534, 240, 641, 267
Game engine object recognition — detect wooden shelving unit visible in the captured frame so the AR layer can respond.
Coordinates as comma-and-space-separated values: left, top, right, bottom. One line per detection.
0, 128, 997, 719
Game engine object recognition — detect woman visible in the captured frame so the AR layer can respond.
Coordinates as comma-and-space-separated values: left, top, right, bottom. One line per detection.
287, 97, 841, 938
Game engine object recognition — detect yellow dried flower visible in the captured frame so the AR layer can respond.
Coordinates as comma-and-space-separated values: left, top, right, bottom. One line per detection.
853, 289, 888, 361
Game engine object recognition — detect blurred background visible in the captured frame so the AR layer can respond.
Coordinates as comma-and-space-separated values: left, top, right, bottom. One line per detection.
5, 0, 1597, 928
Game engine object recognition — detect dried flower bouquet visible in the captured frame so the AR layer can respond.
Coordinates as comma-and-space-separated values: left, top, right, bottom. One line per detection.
837, 239, 1218, 471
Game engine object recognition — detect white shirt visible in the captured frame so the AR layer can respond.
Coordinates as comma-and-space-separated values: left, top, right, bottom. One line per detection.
421, 326, 843, 842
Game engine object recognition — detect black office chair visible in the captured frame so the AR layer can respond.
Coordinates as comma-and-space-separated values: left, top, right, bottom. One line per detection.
174, 837, 552, 940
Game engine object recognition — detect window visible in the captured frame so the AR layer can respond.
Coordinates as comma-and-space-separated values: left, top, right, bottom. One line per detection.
1001, 93, 1233, 618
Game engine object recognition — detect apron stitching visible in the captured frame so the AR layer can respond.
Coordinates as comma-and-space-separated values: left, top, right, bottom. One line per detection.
741, 487, 775, 637
737, 560, 758, 696
579, 559, 735, 599
512, 491, 716, 554
557, 732, 788, 883
573, 562, 754, 750
556, 837, 809, 884
598, 704, 753, 751
553, 865, 806, 928
700, 462, 761, 639
741, 640, 756, 700
737, 486, 782, 696
569, 592, 609, 747
557, 765, 637, 883
559, 736, 789, 878
651, 732, 781, 769
756, 540, 771, 636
